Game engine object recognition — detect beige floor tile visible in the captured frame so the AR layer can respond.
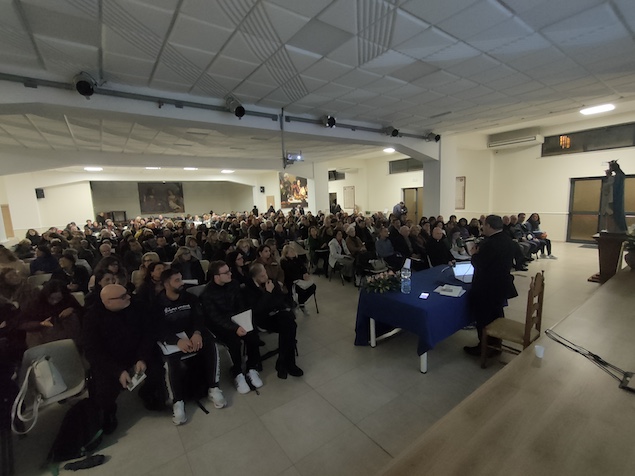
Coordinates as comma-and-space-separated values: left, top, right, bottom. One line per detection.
140, 454, 193, 476
244, 374, 314, 417
357, 397, 439, 458
177, 391, 259, 452
315, 367, 399, 423
299, 346, 358, 388
260, 391, 352, 463
294, 426, 392, 476
187, 419, 292, 476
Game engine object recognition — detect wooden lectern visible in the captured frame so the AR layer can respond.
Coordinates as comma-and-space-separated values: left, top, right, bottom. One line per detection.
588, 232, 627, 283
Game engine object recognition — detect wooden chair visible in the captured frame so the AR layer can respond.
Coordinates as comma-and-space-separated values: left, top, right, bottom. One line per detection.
481, 270, 545, 368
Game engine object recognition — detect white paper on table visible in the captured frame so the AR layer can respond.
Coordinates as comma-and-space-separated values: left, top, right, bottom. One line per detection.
157, 331, 189, 355
231, 309, 253, 332
433, 285, 465, 298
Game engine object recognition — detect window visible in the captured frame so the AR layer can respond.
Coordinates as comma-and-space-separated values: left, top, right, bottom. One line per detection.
389, 158, 423, 174
542, 121, 635, 157
328, 170, 345, 181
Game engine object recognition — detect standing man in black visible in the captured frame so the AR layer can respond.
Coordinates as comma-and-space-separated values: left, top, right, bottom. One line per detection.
463, 215, 517, 356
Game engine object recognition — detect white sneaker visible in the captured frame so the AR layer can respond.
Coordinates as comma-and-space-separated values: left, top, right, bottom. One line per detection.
234, 373, 250, 394
548, 255, 558, 260
247, 369, 263, 388
172, 400, 187, 425
208, 387, 227, 409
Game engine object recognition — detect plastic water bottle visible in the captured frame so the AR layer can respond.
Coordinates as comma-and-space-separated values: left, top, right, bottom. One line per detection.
401, 266, 412, 294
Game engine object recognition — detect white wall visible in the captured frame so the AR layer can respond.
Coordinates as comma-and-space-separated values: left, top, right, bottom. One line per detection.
91, 181, 255, 218
37, 182, 95, 229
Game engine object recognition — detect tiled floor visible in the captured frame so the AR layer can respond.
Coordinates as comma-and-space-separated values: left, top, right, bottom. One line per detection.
12, 243, 604, 476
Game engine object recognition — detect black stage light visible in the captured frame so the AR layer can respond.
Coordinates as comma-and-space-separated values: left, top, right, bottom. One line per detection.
73, 72, 96, 98
322, 115, 336, 128
384, 127, 400, 137
226, 96, 246, 118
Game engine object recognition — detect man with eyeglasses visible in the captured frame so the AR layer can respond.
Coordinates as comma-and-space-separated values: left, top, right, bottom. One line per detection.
200, 261, 263, 395
154, 269, 226, 426
83, 284, 163, 434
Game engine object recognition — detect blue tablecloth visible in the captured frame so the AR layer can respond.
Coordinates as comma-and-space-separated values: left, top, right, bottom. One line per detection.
354, 266, 472, 355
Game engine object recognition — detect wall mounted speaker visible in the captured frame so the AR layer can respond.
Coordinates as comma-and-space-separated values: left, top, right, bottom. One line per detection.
260, 186, 265, 193
35, 188, 45, 199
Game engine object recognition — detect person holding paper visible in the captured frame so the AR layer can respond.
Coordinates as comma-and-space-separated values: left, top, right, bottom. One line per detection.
83, 284, 163, 434
244, 263, 303, 380
200, 261, 263, 395
463, 215, 517, 357
154, 269, 226, 426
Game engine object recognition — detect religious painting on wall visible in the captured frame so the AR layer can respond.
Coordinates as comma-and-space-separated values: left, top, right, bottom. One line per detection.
279, 172, 308, 208
138, 182, 185, 214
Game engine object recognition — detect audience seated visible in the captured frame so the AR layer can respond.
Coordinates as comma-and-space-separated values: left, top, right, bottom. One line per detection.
244, 263, 302, 379
254, 244, 285, 287
426, 227, 455, 267
51, 251, 90, 294
375, 227, 404, 270
225, 250, 249, 287
200, 260, 262, 395
525, 213, 557, 259
328, 229, 355, 279
135, 261, 166, 306
83, 283, 164, 434
85, 268, 116, 309
153, 269, 226, 425
21, 280, 83, 349
135, 252, 160, 289
170, 246, 205, 285
280, 244, 316, 315
29, 244, 60, 275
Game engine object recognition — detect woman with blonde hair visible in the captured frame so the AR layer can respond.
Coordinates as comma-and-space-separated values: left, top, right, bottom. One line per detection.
170, 246, 205, 284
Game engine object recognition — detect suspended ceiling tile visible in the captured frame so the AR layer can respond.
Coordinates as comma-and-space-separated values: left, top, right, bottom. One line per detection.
500, 80, 544, 96
365, 75, 407, 94
287, 19, 355, 57
468, 65, 517, 85
412, 70, 460, 88
209, 55, 260, 80
103, 26, 156, 61
423, 42, 481, 69
181, 0, 239, 28
169, 47, 215, 75
284, 45, 322, 73
104, 72, 150, 88
613, 0, 635, 31
35, 35, 99, 71
520, 0, 605, 30
313, 82, 355, 98
325, 38, 359, 67
361, 50, 416, 75
302, 58, 353, 82
452, 85, 495, 101
169, 15, 233, 52
446, 54, 500, 77
261, 2, 310, 43
21, 0, 98, 20
486, 71, 532, 91
201, 74, 241, 91
393, 27, 456, 60
390, 61, 439, 83
431, 78, 479, 96
390, 9, 430, 48
384, 83, 426, 100
116, 0, 175, 38
542, 4, 621, 45
317, 0, 357, 35
265, 0, 332, 18
104, 52, 155, 77
467, 17, 534, 53
232, 80, 277, 98
505, 46, 567, 72
438, 0, 512, 40
400, 0, 479, 25
20, 5, 99, 46
333, 69, 381, 88
0, 52, 40, 70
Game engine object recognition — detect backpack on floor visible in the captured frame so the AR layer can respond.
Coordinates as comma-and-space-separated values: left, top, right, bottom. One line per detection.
46, 398, 103, 464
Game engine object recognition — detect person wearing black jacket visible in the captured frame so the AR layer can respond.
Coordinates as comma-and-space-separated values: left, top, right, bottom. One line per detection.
83, 284, 163, 434
154, 269, 225, 426
244, 263, 302, 380
464, 215, 517, 356
199, 261, 262, 395
51, 251, 90, 294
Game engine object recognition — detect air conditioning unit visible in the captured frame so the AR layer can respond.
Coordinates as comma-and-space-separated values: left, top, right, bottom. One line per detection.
487, 134, 544, 149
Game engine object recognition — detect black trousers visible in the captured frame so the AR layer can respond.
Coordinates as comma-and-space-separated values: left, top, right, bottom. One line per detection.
256, 310, 297, 365
212, 327, 261, 377
162, 334, 220, 403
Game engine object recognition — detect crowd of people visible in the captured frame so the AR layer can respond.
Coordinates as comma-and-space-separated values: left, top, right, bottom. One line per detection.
0, 205, 555, 431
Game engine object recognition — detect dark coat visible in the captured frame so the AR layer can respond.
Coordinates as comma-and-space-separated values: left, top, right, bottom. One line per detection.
469, 231, 517, 328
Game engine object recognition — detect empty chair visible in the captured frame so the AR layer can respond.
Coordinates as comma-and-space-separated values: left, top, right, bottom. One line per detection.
12, 339, 87, 433
481, 271, 545, 368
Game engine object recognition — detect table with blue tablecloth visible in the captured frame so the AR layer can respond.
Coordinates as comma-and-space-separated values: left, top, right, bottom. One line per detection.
354, 265, 472, 372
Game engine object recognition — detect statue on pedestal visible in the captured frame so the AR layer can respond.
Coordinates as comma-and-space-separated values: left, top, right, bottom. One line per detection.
600, 160, 627, 233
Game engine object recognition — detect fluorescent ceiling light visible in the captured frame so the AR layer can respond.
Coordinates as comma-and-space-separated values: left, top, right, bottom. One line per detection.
145, 166, 161, 170
383, 147, 395, 153
221, 169, 235, 174
183, 167, 198, 171
580, 104, 615, 115
84, 167, 103, 172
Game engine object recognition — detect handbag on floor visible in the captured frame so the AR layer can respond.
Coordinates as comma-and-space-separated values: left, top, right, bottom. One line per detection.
11, 355, 67, 434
